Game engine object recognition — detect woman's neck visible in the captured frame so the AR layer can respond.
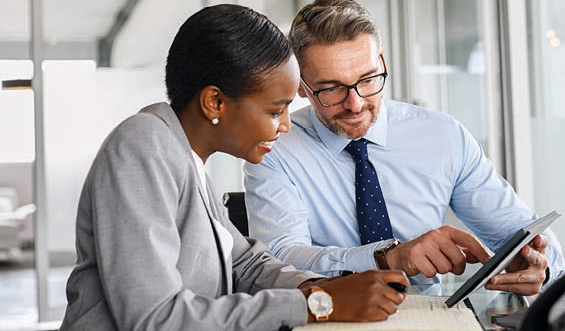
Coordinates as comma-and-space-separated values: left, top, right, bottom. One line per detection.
175, 102, 216, 164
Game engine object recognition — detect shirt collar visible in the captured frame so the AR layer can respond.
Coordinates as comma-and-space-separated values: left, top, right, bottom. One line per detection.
310, 99, 388, 155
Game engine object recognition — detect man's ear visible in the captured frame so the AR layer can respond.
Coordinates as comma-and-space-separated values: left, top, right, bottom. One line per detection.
199, 85, 223, 122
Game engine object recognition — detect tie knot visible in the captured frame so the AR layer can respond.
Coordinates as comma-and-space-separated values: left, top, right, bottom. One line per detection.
345, 138, 369, 161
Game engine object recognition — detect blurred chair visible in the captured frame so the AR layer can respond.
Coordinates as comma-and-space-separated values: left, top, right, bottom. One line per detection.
0, 187, 35, 262
518, 273, 565, 331
222, 192, 248, 236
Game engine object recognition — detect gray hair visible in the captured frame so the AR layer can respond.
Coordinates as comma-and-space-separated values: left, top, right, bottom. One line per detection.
289, 0, 383, 67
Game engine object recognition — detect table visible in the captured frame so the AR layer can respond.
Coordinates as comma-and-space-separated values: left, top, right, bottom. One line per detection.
412, 280, 530, 330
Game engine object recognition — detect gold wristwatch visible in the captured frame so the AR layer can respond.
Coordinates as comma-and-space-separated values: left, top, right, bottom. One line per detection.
373, 238, 400, 270
307, 286, 333, 322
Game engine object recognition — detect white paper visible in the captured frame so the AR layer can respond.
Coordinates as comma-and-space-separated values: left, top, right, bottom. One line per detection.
294, 295, 482, 331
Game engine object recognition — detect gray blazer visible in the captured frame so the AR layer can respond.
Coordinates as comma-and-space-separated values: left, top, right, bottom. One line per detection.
60, 103, 320, 331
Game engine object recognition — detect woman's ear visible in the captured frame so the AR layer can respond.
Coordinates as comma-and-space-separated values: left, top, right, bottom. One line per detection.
297, 84, 307, 98
200, 85, 223, 122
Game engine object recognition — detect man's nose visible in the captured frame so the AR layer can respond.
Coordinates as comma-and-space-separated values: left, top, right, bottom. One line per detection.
342, 88, 364, 112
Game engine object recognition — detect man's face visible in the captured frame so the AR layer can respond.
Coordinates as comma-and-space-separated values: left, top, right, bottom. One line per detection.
298, 34, 385, 139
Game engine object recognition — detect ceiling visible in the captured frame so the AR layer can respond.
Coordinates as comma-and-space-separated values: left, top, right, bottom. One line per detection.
0, 0, 202, 67
0, 0, 304, 67
0, 0, 128, 41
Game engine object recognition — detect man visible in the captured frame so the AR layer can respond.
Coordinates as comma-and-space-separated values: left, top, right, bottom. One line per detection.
244, 0, 563, 295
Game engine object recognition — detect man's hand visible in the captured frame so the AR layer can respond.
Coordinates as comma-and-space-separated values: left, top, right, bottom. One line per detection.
485, 234, 548, 295
385, 226, 490, 277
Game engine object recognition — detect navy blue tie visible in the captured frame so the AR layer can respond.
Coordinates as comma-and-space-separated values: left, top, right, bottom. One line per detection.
345, 139, 393, 244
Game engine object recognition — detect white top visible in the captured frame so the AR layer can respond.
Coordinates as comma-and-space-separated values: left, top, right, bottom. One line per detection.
191, 150, 208, 196
191, 149, 233, 262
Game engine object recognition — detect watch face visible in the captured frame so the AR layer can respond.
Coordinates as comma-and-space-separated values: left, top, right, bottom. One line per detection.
381, 238, 396, 247
308, 291, 333, 316
375, 238, 399, 253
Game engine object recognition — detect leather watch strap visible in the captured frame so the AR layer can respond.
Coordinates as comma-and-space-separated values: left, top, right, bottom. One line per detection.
373, 239, 400, 270
375, 251, 390, 269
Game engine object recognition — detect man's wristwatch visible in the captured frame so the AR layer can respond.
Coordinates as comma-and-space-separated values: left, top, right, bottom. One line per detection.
373, 238, 401, 270
307, 286, 333, 322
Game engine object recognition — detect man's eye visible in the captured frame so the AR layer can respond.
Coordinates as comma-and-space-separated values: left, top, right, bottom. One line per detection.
321, 86, 344, 96
324, 86, 341, 93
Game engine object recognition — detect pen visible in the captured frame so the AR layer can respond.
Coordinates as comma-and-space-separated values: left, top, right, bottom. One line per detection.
339, 270, 356, 277
339, 270, 407, 293
387, 282, 407, 293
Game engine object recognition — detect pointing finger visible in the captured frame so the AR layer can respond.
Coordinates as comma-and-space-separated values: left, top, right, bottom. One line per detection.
445, 227, 490, 264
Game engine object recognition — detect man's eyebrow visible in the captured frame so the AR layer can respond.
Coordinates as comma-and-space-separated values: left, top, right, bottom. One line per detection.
315, 79, 345, 86
314, 69, 379, 86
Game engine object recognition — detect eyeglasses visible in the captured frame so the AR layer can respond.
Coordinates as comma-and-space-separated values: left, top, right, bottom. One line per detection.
300, 54, 388, 107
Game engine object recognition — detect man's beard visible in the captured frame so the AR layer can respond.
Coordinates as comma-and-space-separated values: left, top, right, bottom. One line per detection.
315, 103, 378, 139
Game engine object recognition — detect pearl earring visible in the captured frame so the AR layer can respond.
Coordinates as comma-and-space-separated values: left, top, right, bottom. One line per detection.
211, 118, 219, 125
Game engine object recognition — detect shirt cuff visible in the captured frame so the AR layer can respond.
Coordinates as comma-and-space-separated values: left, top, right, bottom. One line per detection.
340, 241, 394, 272
543, 267, 551, 286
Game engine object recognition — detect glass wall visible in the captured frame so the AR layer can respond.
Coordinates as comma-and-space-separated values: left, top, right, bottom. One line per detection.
406, 0, 503, 170
527, 0, 565, 245
0, 0, 37, 327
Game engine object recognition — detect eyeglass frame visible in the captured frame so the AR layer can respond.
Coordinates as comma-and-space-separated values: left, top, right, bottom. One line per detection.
300, 54, 388, 107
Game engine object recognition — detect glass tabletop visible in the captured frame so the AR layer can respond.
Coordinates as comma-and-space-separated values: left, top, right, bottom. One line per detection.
411, 278, 531, 331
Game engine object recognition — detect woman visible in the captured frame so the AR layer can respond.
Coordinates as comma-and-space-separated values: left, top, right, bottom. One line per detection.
60, 4, 409, 331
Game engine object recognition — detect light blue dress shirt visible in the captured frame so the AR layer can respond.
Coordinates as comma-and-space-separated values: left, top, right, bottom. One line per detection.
243, 99, 564, 284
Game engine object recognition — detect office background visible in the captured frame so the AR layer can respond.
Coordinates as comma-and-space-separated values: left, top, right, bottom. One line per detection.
0, 0, 563, 328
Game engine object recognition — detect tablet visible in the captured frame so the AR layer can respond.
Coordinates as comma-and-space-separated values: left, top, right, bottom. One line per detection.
445, 211, 561, 308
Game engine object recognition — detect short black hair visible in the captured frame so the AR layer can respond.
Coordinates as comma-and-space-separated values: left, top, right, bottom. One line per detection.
165, 4, 292, 112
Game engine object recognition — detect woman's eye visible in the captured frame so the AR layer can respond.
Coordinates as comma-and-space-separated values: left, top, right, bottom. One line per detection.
272, 110, 283, 118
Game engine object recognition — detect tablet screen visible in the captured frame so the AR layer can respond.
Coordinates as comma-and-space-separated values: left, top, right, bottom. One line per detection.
445, 211, 561, 308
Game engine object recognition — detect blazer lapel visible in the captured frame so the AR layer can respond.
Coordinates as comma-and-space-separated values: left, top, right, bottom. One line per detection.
197, 183, 232, 295
143, 103, 231, 296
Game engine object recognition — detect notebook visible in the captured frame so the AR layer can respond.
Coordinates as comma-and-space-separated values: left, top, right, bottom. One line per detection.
294, 294, 482, 331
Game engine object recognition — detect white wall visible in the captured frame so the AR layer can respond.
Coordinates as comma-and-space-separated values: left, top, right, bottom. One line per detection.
43, 61, 166, 252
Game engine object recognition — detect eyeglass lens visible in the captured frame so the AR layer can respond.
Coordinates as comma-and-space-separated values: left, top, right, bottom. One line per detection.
318, 75, 386, 106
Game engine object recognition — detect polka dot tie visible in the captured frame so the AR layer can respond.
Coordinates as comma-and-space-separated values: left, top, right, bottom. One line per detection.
345, 138, 393, 244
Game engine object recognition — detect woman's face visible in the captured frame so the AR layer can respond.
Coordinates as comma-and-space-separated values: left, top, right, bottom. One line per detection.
221, 56, 300, 164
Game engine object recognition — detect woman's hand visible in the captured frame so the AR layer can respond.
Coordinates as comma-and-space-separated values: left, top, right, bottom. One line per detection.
300, 270, 409, 322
